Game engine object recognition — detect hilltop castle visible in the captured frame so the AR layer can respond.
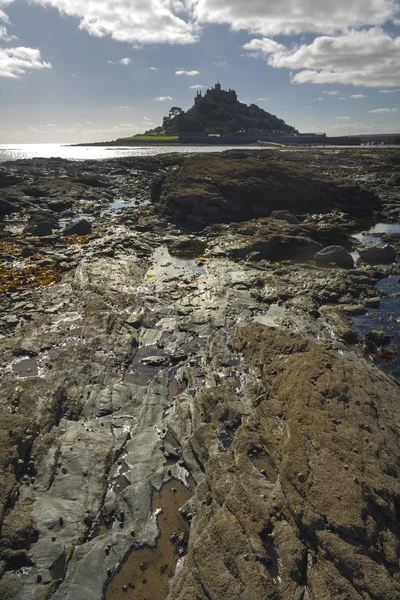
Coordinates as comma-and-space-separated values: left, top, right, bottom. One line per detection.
195, 82, 237, 106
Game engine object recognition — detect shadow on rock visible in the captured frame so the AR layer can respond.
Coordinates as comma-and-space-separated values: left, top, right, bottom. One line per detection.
156, 153, 381, 231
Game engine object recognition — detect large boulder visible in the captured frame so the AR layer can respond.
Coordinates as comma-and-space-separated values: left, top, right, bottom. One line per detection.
62, 219, 92, 236
28, 221, 53, 237
157, 154, 381, 229
24, 211, 59, 237
313, 245, 354, 268
359, 244, 397, 264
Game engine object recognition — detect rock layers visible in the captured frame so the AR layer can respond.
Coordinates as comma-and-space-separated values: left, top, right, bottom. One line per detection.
0, 148, 399, 600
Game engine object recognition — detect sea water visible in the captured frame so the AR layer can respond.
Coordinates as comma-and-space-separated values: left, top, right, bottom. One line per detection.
0, 143, 261, 163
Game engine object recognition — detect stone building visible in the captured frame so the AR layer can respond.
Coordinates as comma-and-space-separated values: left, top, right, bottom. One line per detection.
195, 82, 237, 106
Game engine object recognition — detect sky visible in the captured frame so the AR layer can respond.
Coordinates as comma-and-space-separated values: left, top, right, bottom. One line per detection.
0, 0, 399, 143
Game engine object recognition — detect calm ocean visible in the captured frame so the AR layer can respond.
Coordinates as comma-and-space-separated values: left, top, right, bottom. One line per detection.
0, 143, 261, 163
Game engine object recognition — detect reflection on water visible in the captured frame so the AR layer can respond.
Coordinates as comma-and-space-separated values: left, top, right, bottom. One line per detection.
352, 223, 400, 262
352, 277, 400, 381
0, 144, 261, 163
146, 246, 206, 281
369, 223, 400, 235
351, 222, 400, 380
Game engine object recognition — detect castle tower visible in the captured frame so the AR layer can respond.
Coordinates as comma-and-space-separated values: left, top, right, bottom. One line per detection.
195, 90, 202, 106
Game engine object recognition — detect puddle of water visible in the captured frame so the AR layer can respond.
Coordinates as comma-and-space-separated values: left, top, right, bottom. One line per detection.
106, 479, 193, 600
124, 346, 169, 386
101, 199, 139, 216
59, 215, 91, 229
352, 276, 400, 380
168, 240, 207, 260
49, 552, 66, 580
11, 338, 84, 378
259, 528, 281, 582
146, 246, 206, 281
369, 224, 400, 235
110, 459, 131, 495
353, 223, 400, 246
88, 514, 112, 541
352, 233, 381, 244
12, 357, 39, 378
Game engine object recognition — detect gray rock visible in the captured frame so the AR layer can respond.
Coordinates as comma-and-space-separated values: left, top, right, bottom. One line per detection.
366, 329, 392, 347
63, 220, 92, 236
314, 245, 354, 268
0, 198, 16, 215
20, 246, 36, 258
365, 297, 380, 308
29, 221, 54, 237
24, 211, 59, 237
359, 244, 397, 264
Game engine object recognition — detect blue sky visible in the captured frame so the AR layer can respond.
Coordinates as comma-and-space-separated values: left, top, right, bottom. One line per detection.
0, 0, 399, 143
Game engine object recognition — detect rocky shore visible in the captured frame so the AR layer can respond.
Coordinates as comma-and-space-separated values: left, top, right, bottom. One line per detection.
0, 148, 399, 600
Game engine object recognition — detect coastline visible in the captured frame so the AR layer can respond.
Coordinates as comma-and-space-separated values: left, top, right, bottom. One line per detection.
0, 148, 400, 600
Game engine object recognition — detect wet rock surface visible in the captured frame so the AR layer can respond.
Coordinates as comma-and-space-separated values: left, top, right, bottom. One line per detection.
0, 148, 399, 600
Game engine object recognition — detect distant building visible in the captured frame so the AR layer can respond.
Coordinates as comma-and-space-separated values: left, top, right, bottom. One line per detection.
195, 82, 237, 106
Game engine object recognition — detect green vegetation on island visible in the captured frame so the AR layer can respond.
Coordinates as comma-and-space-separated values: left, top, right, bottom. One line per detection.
117, 130, 179, 142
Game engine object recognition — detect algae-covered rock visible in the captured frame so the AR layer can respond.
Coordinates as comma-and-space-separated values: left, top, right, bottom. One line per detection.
158, 153, 381, 228
170, 324, 400, 600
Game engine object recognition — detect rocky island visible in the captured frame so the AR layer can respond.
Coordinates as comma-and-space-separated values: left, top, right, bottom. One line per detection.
0, 148, 400, 600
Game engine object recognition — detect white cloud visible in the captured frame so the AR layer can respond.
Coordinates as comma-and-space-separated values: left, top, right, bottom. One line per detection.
351, 94, 366, 99
29, 0, 200, 45
191, 0, 398, 36
244, 28, 400, 87
0, 0, 17, 40
119, 106, 130, 109
149, 66, 158, 71
190, 84, 206, 89
339, 96, 346, 99
0, 46, 51, 78
323, 90, 339, 95
153, 95, 173, 101
336, 116, 351, 119
0, 0, 13, 22
379, 88, 400, 92
325, 121, 400, 135
175, 69, 199, 76
119, 57, 131, 65
213, 61, 228, 67
368, 107, 398, 113
256, 97, 269, 101
107, 60, 116, 64
0, 23, 16, 41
